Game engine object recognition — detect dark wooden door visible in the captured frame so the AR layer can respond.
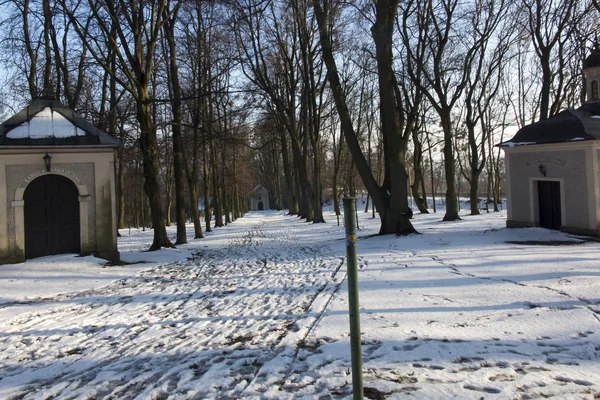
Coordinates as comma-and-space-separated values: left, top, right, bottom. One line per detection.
258, 201, 264, 210
24, 175, 80, 259
538, 181, 561, 230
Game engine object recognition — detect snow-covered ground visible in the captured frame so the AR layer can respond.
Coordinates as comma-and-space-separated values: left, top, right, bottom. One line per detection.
1, 207, 600, 399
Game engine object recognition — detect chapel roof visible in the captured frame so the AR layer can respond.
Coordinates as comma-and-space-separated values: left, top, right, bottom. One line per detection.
584, 47, 600, 69
249, 185, 269, 197
0, 97, 120, 147
498, 102, 600, 147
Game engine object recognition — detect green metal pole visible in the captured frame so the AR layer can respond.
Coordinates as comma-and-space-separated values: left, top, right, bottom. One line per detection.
343, 197, 363, 400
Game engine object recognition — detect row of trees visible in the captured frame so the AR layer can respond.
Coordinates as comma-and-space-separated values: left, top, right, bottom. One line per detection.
0, 0, 597, 247
239, 0, 596, 234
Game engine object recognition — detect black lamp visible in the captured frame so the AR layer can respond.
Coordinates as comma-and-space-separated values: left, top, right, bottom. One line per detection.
43, 152, 52, 172
538, 164, 546, 177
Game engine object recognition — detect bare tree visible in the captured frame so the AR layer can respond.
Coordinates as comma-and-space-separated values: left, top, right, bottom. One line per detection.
233, 0, 325, 222
402, 0, 479, 221
519, 0, 589, 121
65, 0, 175, 250
162, 0, 188, 244
460, 0, 511, 215
314, 0, 416, 234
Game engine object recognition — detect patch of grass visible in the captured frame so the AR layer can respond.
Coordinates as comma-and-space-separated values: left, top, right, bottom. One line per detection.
364, 386, 390, 400
524, 302, 542, 309
103, 260, 149, 267
224, 335, 253, 346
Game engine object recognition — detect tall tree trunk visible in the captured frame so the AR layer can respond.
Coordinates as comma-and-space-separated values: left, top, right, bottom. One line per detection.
166, 188, 172, 226
466, 119, 483, 216
232, 145, 240, 220
211, 137, 223, 228
426, 130, 437, 213
300, 102, 314, 222
184, 113, 204, 238
224, 193, 231, 224
203, 141, 212, 232
279, 129, 299, 214
41, 0, 52, 91
411, 128, 429, 213
440, 111, 460, 221
314, 0, 390, 233
315, 0, 416, 234
23, 0, 38, 99
371, 0, 416, 234
138, 95, 174, 250
164, 5, 188, 244
188, 183, 204, 239
332, 118, 342, 216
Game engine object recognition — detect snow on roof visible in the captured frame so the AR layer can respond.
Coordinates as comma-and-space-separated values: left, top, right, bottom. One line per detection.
498, 103, 600, 147
0, 98, 120, 147
501, 141, 537, 147
6, 107, 86, 139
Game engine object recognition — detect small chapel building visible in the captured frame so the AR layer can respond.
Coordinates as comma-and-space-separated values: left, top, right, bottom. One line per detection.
249, 185, 270, 211
499, 49, 600, 235
0, 96, 121, 263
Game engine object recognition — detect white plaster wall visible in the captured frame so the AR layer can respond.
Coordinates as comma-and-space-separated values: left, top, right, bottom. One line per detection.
0, 147, 118, 262
250, 187, 270, 211
504, 143, 597, 231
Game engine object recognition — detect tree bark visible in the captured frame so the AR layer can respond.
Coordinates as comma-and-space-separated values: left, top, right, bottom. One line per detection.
279, 131, 298, 214
138, 95, 174, 250
411, 129, 429, 214
440, 111, 460, 221
371, 0, 416, 233
164, 4, 188, 244
314, 0, 415, 235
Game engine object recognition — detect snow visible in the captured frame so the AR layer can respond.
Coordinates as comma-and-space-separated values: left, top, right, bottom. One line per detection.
6, 108, 86, 139
502, 141, 537, 147
570, 137, 586, 141
591, 116, 600, 119
2, 207, 600, 399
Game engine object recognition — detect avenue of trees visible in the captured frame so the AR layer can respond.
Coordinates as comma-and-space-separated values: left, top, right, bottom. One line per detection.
0, 0, 597, 246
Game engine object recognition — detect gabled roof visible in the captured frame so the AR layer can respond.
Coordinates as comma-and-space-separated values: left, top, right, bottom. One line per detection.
584, 47, 600, 69
0, 97, 120, 147
498, 102, 600, 147
249, 185, 268, 196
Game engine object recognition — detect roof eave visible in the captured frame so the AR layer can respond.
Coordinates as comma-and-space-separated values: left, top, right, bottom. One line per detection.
0, 144, 120, 150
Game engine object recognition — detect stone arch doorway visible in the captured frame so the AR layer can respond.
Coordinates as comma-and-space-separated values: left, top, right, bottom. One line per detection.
258, 201, 264, 210
24, 174, 80, 259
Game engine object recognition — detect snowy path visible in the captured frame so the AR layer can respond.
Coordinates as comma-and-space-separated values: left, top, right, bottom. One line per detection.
4, 209, 600, 399
0, 212, 345, 399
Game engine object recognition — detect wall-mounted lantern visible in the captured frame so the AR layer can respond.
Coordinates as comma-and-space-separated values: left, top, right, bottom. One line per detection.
538, 164, 546, 177
43, 152, 52, 172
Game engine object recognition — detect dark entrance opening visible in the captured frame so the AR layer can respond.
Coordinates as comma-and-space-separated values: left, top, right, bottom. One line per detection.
258, 201, 264, 210
538, 181, 561, 230
24, 174, 80, 259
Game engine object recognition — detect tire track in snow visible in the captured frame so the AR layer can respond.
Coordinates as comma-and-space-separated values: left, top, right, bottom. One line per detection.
244, 256, 347, 395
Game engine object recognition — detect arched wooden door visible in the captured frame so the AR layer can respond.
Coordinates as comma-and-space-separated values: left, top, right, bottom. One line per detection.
24, 174, 80, 259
